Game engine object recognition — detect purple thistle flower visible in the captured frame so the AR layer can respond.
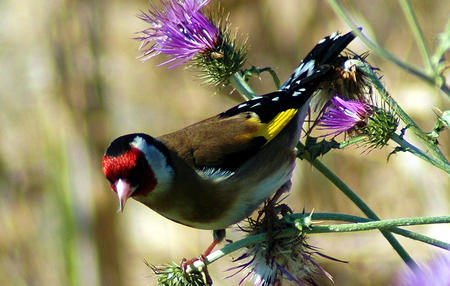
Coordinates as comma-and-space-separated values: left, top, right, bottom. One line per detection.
318, 95, 372, 136
137, 0, 219, 68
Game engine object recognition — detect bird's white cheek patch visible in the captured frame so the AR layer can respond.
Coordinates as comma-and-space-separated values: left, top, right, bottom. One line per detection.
131, 136, 174, 194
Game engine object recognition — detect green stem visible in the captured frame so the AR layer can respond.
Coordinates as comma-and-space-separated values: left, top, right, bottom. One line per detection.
291, 213, 450, 250
310, 216, 450, 233
229, 72, 416, 268
326, 0, 450, 96
297, 143, 417, 268
398, 0, 434, 73
188, 214, 449, 271
231, 72, 257, 100
391, 133, 450, 174
259, 67, 281, 89
241, 66, 281, 90
339, 135, 367, 148
349, 59, 449, 164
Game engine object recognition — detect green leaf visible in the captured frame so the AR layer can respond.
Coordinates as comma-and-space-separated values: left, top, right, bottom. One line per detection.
301, 136, 340, 160
427, 110, 450, 142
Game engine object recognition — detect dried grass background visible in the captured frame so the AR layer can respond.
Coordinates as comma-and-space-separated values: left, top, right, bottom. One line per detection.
0, 0, 448, 285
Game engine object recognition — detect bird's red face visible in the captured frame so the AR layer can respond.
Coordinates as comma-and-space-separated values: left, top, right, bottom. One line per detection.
102, 134, 158, 211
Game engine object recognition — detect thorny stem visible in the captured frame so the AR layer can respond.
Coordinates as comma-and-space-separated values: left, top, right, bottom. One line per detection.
188, 214, 449, 272
308, 216, 450, 235
327, 0, 450, 96
297, 143, 417, 269
230, 72, 417, 269
299, 213, 450, 250
391, 133, 450, 174
349, 59, 449, 164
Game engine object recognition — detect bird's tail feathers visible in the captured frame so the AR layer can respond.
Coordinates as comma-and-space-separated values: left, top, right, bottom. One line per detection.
281, 30, 357, 93
220, 30, 357, 123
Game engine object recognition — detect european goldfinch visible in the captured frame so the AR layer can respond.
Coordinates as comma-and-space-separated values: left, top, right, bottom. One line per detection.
102, 31, 356, 249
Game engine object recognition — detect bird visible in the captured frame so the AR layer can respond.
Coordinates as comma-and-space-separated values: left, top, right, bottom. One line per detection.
102, 30, 357, 255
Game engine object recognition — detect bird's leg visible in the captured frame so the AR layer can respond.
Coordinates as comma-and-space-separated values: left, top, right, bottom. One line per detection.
204, 229, 226, 256
180, 241, 217, 269
202, 238, 219, 258
180, 256, 213, 285
181, 229, 226, 275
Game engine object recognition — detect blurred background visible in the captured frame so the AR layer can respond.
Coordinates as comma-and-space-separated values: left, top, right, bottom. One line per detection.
0, 0, 449, 285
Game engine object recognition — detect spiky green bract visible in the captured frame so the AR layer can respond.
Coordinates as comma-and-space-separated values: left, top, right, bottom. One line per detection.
364, 107, 399, 149
191, 14, 247, 87
148, 262, 209, 286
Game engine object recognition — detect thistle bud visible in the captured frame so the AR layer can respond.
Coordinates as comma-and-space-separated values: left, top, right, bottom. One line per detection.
318, 95, 398, 149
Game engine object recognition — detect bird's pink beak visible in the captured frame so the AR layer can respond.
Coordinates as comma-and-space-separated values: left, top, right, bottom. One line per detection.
115, 179, 133, 213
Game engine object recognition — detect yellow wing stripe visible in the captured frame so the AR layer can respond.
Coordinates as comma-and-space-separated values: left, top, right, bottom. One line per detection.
255, 109, 298, 143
